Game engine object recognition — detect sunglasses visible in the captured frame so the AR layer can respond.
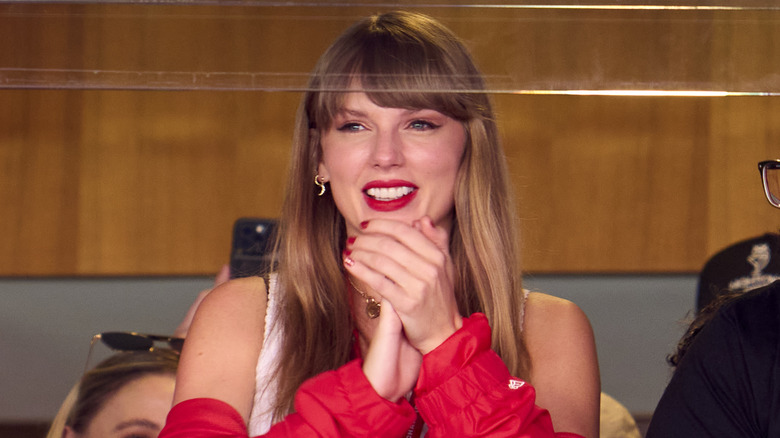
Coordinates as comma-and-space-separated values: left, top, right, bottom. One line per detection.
758, 160, 780, 208
84, 331, 184, 373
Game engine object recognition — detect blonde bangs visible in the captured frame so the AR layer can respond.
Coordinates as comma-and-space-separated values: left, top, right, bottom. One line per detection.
306, 12, 490, 131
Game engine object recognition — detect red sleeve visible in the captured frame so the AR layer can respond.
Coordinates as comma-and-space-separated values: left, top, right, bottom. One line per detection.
414, 313, 584, 438
160, 360, 416, 438
160, 398, 249, 438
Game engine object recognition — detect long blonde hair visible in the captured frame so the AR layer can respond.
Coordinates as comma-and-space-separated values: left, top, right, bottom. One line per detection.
270, 10, 528, 419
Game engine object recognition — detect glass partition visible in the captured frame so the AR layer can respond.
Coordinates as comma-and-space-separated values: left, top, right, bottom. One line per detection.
2, 1, 778, 95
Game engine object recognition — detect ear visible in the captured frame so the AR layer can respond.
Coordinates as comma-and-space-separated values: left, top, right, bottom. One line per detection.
62, 426, 78, 438
317, 162, 330, 182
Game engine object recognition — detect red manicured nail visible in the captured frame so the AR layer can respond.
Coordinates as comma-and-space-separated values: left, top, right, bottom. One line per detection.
360, 221, 369, 229
347, 236, 356, 245
343, 249, 352, 256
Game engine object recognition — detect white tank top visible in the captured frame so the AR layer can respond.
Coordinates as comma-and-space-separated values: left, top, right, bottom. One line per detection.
247, 275, 282, 435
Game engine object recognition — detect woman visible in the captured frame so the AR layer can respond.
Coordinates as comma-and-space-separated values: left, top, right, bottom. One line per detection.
163, 10, 599, 438
48, 349, 178, 438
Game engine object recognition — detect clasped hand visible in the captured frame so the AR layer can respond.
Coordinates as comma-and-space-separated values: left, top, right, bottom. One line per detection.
344, 216, 463, 402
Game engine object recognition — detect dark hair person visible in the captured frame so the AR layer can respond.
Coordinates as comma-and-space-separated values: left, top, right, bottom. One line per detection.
646, 159, 780, 437
162, 11, 599, 438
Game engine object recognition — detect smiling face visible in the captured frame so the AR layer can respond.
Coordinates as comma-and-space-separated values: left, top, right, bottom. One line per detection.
317, 92, 467, 237
66, 373, 175, 438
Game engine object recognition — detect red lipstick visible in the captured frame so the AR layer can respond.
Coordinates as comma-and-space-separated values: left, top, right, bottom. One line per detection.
362, 180, 418, 212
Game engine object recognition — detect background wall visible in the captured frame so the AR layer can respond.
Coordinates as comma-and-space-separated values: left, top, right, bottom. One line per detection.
0, 274, 695, 423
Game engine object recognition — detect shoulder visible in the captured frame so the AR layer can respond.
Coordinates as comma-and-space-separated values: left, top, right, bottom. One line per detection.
523, 291, 600, 437
201, 275, 269, 314
728, 280, 780, 314
187, 276, 269, 337
523, 291, 597, 377
524, 291, 593, 341
173, 276, 269, 420
187, 275, 269, 353
698, 281, 780, 351
649, 284, 780, 437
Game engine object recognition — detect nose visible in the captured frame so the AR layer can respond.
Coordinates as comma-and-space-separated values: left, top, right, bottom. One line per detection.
370, 128, 404, 169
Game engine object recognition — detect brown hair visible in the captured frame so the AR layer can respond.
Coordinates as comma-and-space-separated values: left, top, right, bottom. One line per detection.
270, 10, 528, 418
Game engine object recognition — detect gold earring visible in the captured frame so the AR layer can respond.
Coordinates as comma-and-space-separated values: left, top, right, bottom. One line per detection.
314, 174, 326, 196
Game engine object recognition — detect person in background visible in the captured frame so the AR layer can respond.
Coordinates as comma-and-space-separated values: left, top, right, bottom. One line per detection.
162, 10, 599, 438
47, 348, 179, 438
45, 260, 221, 438
696, 232, 780, 312
646, 159, 780, 437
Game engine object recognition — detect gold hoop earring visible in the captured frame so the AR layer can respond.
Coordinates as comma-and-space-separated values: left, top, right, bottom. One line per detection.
314, 174, 327, 196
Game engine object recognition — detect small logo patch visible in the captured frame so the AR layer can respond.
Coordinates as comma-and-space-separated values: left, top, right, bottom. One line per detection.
508, 379, 525, 390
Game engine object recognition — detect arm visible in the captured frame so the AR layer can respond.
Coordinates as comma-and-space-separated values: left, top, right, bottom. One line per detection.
163, 275, 417, 438
173, 264, 230, 338
523, 293, 601, 438
415, 313, 584, 438
171, 276, 268, 422
161, 360, 416, 438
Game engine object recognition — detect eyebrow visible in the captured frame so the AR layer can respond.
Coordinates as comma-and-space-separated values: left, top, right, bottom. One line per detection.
337, 107, 433, 118
113, 418, 160, 432
337, 107, 367, 118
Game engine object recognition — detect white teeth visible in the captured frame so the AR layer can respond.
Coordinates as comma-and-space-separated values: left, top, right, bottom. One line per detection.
366, 186, 414, 201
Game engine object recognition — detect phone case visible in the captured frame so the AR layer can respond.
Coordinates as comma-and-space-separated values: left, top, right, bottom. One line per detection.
229, 217, 278, 279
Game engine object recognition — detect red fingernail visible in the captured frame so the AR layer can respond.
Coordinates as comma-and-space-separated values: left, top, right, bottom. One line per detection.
360, 221, 369, 229
347, 236, 356, 245
343, 249, 352, 256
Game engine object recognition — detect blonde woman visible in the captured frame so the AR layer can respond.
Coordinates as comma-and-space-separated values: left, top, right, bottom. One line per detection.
163, 11, 599, 438
49, 349, 178, 438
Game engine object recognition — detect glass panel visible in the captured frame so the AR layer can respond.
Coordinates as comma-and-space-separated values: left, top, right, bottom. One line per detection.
1, 1, 778, 95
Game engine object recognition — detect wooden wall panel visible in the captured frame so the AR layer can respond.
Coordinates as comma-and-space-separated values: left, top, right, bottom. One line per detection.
1, 5, 778, 276
501, 96, 711, 272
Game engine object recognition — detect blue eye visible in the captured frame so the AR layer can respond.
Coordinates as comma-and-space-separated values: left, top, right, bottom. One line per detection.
337, 123, 365, 132
410, 120, 438, 130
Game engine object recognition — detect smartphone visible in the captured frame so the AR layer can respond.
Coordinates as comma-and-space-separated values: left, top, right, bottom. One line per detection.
229, 217, 278, 279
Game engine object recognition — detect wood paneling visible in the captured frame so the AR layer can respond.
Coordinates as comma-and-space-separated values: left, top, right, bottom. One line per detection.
1, 4, 778, 275
1, 90, 298, 275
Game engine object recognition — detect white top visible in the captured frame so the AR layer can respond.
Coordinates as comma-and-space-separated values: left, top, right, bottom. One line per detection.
248, 274, 282, 435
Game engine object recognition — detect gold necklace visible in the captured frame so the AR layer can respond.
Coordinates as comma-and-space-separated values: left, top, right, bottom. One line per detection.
348, 277, 381, 319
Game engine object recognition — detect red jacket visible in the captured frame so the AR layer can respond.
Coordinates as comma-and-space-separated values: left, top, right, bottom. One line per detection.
160, 313, 583, 438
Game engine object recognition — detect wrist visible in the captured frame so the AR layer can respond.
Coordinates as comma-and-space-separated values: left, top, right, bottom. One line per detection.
417, 315, 464, 355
